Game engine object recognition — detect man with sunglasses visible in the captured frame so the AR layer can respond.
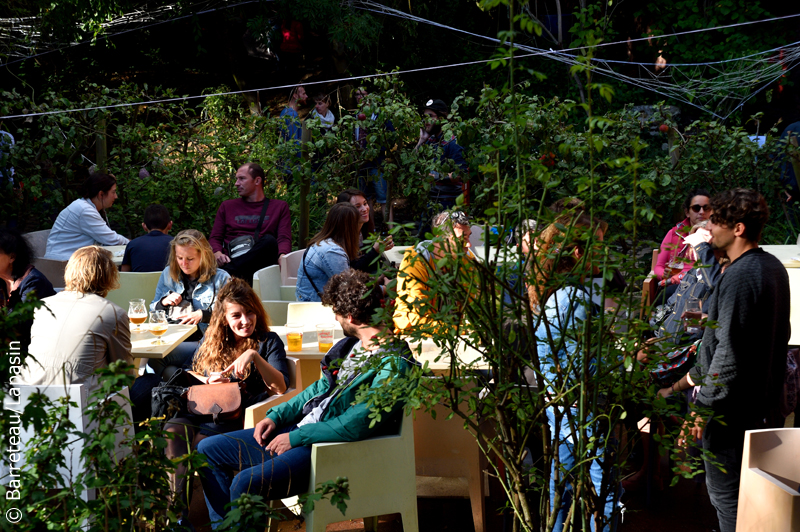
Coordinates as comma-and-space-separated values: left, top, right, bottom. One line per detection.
394, 210, 474, 333
655, 188, 711, 299
659, 188, 790, 532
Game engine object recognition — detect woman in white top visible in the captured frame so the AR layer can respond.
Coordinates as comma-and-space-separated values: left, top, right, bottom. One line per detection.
21, 246, 132, 389
44, 173, 129, 260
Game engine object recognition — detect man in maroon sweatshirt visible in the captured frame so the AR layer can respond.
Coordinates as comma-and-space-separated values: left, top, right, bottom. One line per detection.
209, 163, 292, 283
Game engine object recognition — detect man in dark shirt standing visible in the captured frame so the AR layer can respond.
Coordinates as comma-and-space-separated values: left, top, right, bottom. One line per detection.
209, 163, 292, 284
660, 188, 790, 532
121, 204, 173, 272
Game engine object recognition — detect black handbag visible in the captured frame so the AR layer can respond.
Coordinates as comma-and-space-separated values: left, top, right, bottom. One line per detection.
225, 199, 270, 259
151, 369, 189, 419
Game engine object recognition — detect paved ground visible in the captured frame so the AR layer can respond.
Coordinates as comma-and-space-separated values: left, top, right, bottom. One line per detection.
189, 472, 720, 531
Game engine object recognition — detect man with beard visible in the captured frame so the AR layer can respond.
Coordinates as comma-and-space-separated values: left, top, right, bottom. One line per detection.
209, 163, 292, 283
197, 268, 415, 529
658, 188, 790, 532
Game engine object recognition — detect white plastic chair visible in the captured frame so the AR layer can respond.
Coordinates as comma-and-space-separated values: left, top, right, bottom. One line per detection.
267, 413, 418, 532
262, 301, 290, 326
286, 302, 337, 325
105, 271, 162, 310
253, 265, 281, 300
31, 257, 68, 289
415, 402, 487, 532
736, 427, 800, 531
0, 384, 134, 501
244, 357, 302, 429
280, 286, 297, 301
469, 225, 485, 249
279, 249, 305, 287
254, 265, 293, 323
24, 229, 51, 258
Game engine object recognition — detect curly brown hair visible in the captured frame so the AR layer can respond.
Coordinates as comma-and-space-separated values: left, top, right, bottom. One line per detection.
192, 278, 271, 375
709, 188, 769, 242
321, 269, 383, 325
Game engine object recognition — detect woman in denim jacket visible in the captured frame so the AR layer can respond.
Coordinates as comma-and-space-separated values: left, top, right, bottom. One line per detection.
296, 203, 360, 302
149, 229, 231, 375
530, 212, 619, 532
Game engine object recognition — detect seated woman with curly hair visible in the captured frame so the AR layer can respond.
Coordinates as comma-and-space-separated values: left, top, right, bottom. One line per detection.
164, 278, 289, 524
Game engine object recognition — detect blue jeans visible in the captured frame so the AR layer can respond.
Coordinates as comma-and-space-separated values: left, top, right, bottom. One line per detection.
197, 425, 311, 529
547, 408, 618, 532
358, 168, 388, 204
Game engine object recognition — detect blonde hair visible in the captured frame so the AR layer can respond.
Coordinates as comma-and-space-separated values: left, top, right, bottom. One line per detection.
193, 278, 271, 375
167, 229, 217, 284
64, 246, 120, 297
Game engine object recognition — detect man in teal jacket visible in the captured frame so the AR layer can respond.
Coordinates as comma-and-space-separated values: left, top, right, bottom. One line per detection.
197, 269, 414, 528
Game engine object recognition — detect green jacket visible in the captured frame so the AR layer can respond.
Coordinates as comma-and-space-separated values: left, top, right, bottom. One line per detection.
266, 337, 414, 448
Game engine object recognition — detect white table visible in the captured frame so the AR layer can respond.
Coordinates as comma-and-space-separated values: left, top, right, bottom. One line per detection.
409, 338, 489, 376
102, 245, 127, 267
271, 325, 345, 384
130, 323, 197, 373
760, 245, 800, 346
384, 244, 517, 268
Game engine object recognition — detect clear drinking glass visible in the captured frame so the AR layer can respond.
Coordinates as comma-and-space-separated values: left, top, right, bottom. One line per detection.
286, 323, 304, 352
316, 323, 335, 353
149, 310, 168, 345
684, 297, 702, 334
128, 299, 147, 332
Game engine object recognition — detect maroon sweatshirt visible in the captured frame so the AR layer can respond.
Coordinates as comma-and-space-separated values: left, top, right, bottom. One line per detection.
209, 198, 292, 256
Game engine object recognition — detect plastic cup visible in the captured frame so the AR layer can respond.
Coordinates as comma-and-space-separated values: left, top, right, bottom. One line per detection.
316, 323, 335, 353
286, 323, 304, 352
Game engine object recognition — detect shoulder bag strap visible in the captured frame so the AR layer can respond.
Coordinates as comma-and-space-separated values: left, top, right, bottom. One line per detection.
302, 247, 323, 298
253, 199, 270, 242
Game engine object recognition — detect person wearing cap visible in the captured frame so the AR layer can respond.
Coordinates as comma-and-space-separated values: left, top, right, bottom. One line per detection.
414, 99, 469, 236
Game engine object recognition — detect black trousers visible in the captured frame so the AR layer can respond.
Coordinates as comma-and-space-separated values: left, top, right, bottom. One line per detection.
221, 234, 279, 285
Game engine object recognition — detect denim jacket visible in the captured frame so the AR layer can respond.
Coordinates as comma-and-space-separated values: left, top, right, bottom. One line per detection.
150, 266, 231, 333
536, 286, 593, 395
296, 239, 350, 302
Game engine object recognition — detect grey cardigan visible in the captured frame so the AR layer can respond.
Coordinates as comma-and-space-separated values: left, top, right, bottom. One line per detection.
689, 248, 790, 424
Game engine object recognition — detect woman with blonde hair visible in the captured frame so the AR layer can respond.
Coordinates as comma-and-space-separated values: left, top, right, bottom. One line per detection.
296, 202, 361, 302
165, 278, 289, 526
149, 229, 231, 376
21, 246, 131, 389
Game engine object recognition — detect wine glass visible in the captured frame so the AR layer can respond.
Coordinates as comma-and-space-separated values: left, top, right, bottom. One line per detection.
149, 310, 168, 345
128, 299, 147, 332
684, 297, 702, 334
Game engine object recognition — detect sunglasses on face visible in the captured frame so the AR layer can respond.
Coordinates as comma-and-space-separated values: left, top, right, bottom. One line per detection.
690, 204, 710, 213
